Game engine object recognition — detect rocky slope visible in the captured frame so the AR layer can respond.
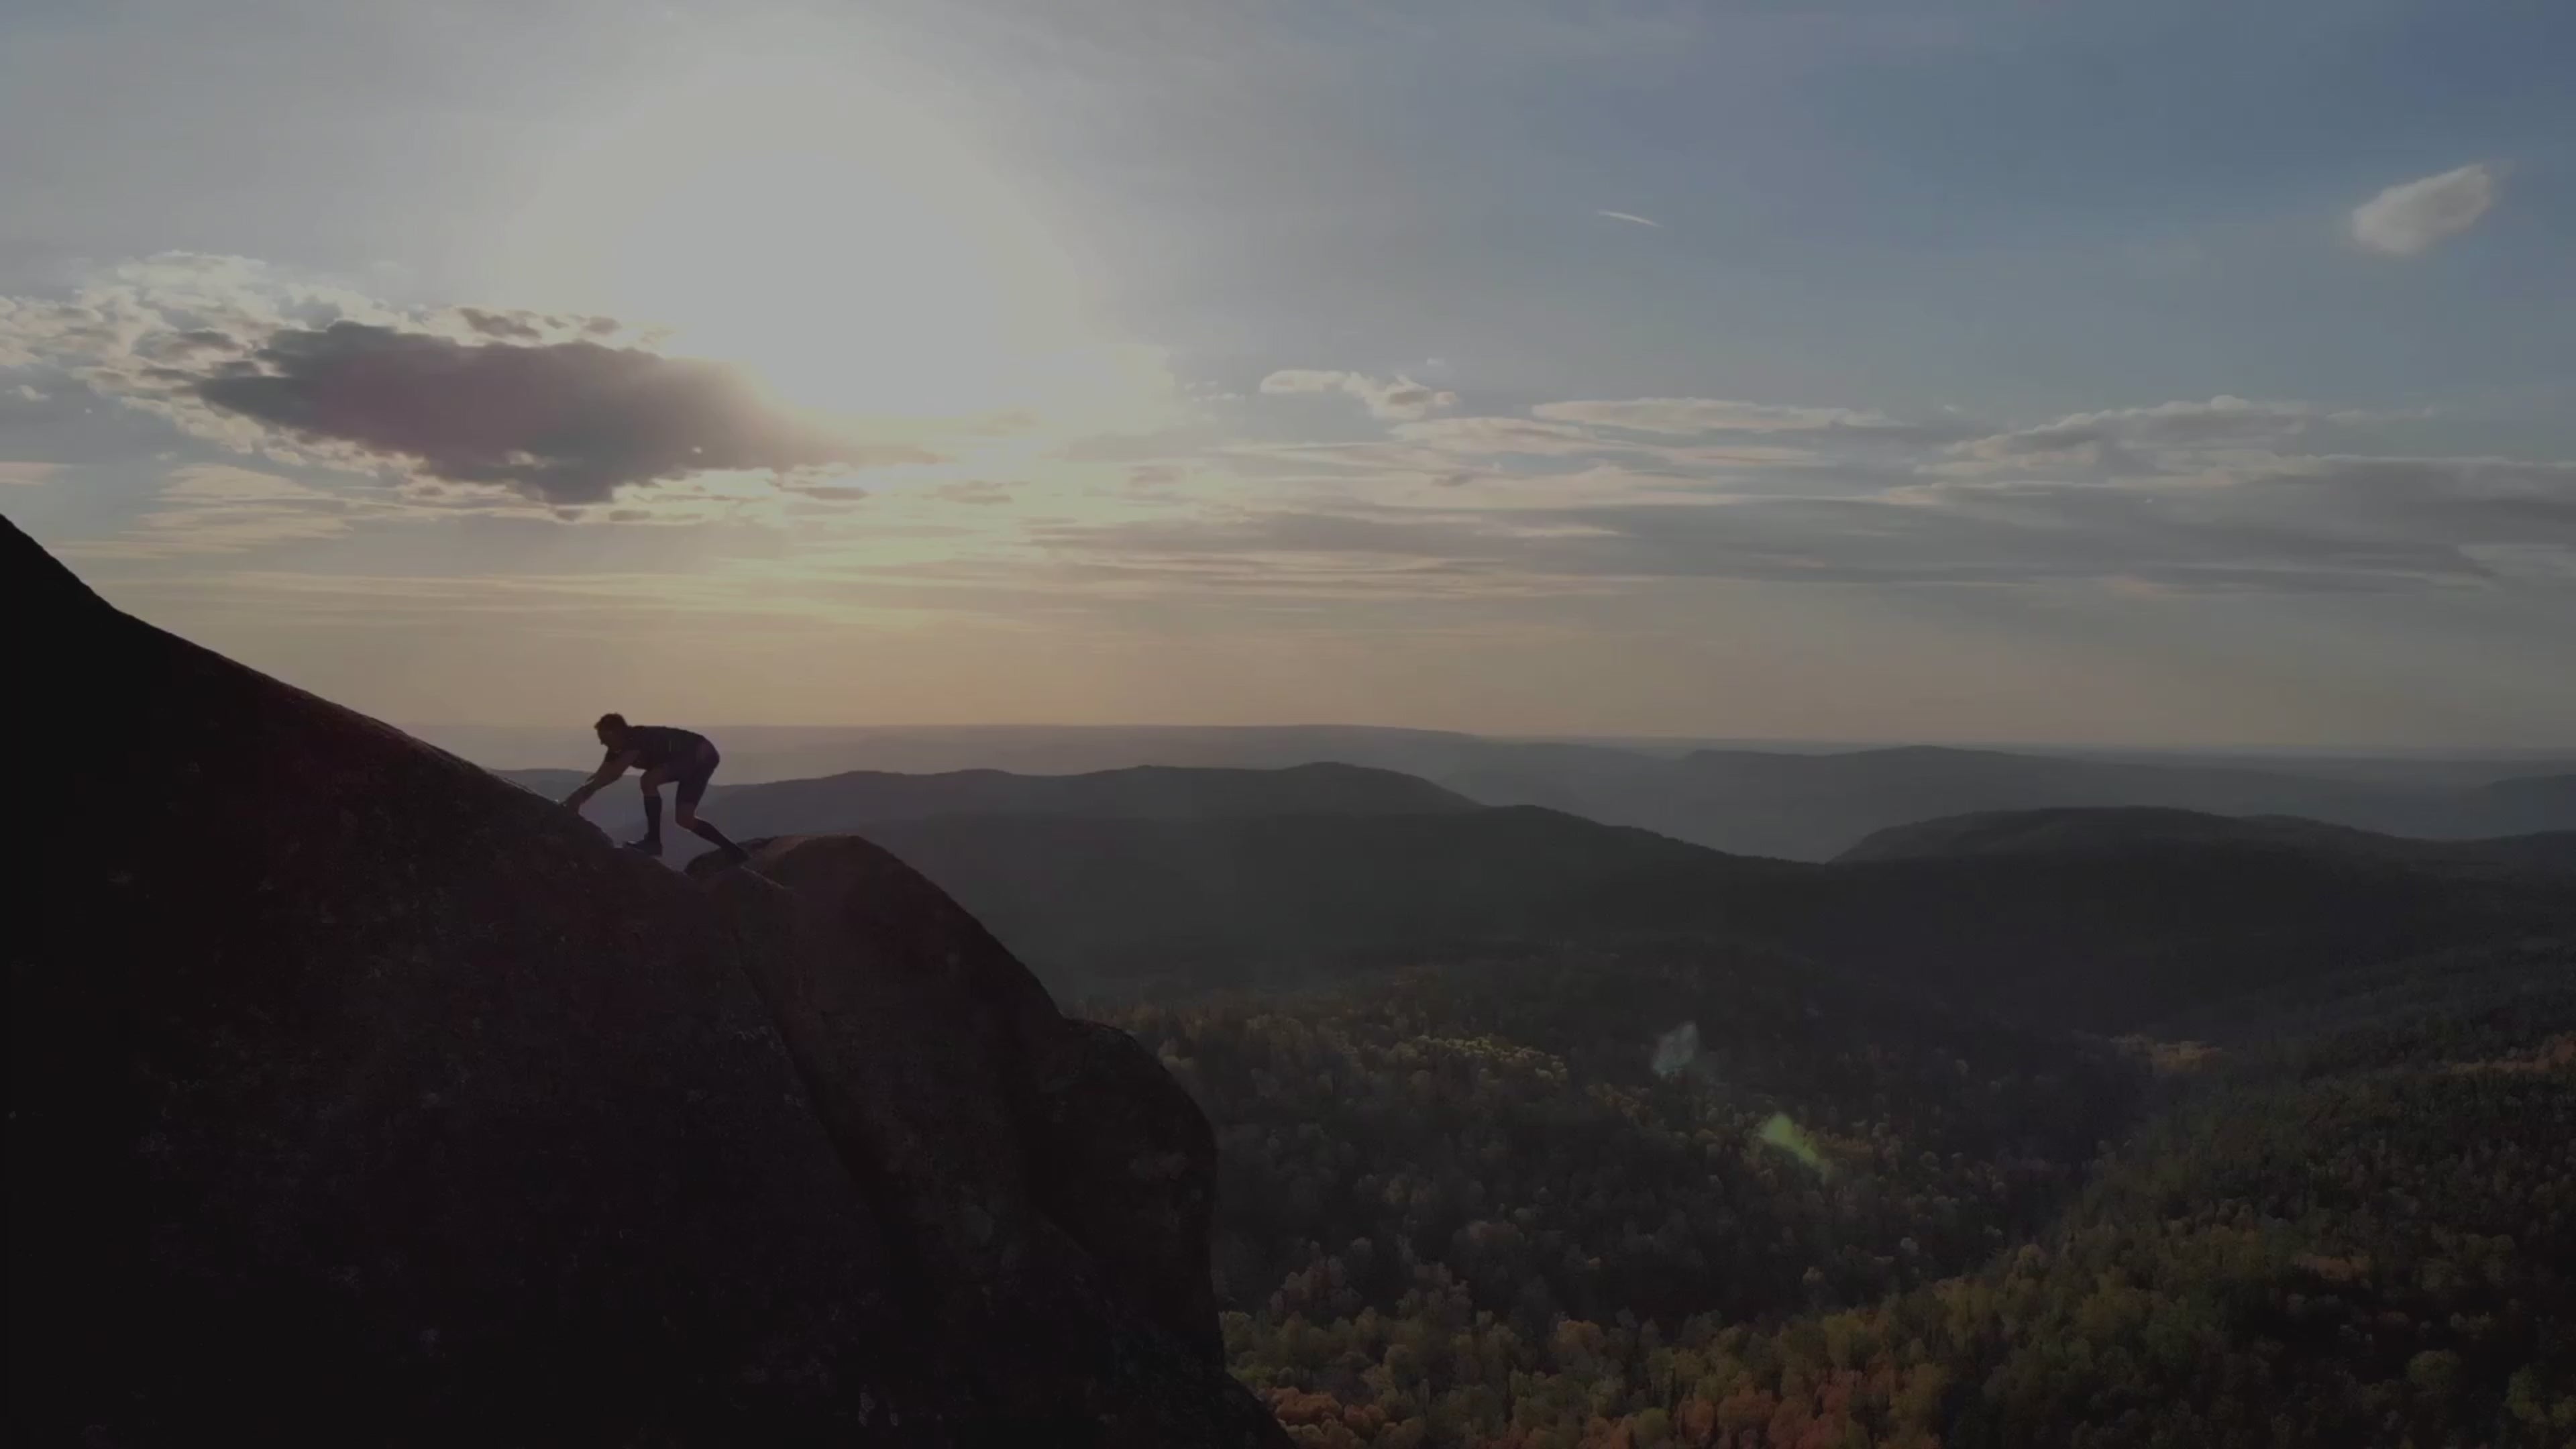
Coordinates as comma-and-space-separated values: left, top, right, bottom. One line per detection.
7, 516, 1284, 1447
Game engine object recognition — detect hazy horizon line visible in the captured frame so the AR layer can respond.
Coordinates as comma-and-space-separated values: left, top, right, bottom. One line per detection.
400, 720, 2576, 760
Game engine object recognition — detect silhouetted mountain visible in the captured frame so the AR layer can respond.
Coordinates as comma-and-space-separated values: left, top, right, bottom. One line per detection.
2072, 747, 2576, 788
853, 806, 2576, 1032
1613, 745, 2561, 859
11, 518, 1285, 1446
501, 761, 1476, 846
2469, 772, 2576, 834
447, 722, 1534, 784
2144, 934, 2576, 1046
496, 741, 2574, 1031
2470, 829, 2576, 872
498, 737, 2576, 862
500, 765, 596, 799
867, 808, 1785, 996
1810, 826, 2572, 1032
1839, 805, 2576, 873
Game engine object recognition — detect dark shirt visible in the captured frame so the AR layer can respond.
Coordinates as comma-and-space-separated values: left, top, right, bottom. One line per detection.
602, 725, 712, 774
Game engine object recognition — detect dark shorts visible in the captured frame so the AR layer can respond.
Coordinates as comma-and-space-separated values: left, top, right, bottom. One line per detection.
651, 743, 720, 808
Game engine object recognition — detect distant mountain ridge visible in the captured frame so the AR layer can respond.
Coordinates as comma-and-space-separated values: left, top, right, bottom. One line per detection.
496, 737, 2576, 1031
504, 761, 1477, 843
1615, 745, 2575, 858
1838, 805, 2576, 872
2466, 771, 2576, 835
492, 735, 2576, 861
839, 804, 2576, 1033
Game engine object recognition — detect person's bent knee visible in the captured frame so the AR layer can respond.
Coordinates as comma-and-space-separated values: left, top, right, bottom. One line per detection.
674, 804, 700, 828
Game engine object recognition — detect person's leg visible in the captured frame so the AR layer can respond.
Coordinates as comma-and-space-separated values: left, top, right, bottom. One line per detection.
673, 755, 749, 863
629, 767, 670, 855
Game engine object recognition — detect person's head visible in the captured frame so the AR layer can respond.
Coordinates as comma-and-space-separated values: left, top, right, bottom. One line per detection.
594, 712, 631, 748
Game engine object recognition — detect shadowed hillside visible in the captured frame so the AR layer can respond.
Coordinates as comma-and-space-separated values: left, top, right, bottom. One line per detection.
850, 807, 2576, 1032
1837, 805, 2576, 872
2471, 772, 2576, 835
1630, 745, 2575, 859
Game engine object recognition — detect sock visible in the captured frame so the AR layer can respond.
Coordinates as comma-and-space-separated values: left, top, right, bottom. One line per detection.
639, 791, 662, 843
688, 818, 748, 860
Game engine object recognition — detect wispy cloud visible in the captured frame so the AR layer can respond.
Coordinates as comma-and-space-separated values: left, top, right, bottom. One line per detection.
1392, 415, 1610, 457
1042, 451, 2576, 599
1032, 392, 2576, 599
1937, 396, 2347, 476
2350, 162, 2502, 257
56, 464, 360, 559
1595, 210, 1662, 228
0, 461, 59, 486
1532, 398, 1898, 435
1259, 368, 1459, 421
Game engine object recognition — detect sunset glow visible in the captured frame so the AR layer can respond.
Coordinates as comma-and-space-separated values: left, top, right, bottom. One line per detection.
2, 0, 2570, 744
505, 56, 1093, 428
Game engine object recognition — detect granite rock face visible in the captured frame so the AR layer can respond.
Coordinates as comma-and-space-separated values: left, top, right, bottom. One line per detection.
695, 839, 1265, 1443
7, 517, 1282, 1447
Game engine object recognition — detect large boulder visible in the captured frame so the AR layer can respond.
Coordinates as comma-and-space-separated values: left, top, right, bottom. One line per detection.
694, 839, 1224, 1358
7, 517, 1281, 1447
696, 840, 1258, 1442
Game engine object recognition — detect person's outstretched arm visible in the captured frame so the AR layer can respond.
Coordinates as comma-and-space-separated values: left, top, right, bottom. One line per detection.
562, 750, 639, 812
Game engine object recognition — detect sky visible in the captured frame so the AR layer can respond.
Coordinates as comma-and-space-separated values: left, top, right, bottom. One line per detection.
4, 0, 2573, 748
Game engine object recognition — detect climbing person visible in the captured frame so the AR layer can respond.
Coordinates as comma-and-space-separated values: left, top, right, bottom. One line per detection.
561, 713, 751, 864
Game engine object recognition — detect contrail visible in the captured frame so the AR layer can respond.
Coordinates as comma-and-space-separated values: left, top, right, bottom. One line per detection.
1597, 210, 1663, 228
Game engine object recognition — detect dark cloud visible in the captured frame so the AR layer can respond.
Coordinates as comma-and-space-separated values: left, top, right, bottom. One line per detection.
451, 307, 625, 343
455, 307, 544, 342
182, 320, 934, 503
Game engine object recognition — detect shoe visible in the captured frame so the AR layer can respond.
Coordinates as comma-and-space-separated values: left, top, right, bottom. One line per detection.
622, 837, 664, 859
